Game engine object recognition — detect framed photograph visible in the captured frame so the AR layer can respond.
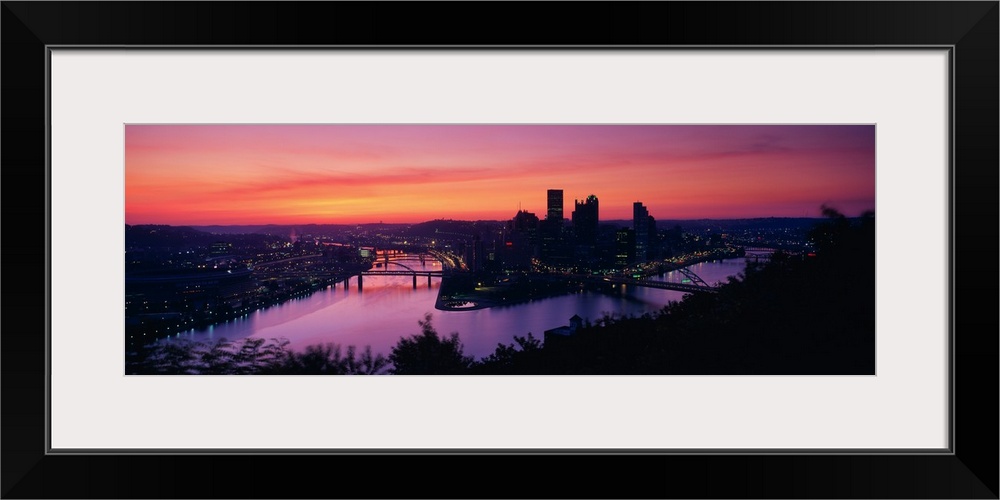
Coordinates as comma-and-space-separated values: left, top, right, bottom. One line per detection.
4, 2, 996, 498
120, 122, 877, 378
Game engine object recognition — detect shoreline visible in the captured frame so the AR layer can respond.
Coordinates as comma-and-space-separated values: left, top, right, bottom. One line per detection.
434, 249, 747, 312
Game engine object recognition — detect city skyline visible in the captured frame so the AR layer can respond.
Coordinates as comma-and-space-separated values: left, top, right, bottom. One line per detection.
125, 124, 876, 225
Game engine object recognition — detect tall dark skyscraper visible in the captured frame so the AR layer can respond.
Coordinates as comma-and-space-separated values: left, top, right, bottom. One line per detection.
541, 189, 569, 266
547, 189, 564, 223
616, 228, 635, 267
504, 210, 539, 271
572, 194, 599, 246
646, 213, 658, 260
634, 201, 650, 263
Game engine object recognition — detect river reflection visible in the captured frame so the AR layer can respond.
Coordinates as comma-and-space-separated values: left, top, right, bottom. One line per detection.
167, 256, 748, 360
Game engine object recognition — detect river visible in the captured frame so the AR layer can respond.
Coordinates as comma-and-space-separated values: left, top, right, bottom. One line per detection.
165, 256, 749, 361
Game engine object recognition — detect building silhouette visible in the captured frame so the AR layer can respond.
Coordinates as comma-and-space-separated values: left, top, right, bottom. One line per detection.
572, 194, 599, 267
572, 194, 599, 246
646, 212, 658, 260
509, 209, 540, 234
541, 189, 569, 266
616, 228, 635, 267
544, 314, 585, 344
504, 210, 539, 270
633, 202, 650, 263
547, 189, 564, 223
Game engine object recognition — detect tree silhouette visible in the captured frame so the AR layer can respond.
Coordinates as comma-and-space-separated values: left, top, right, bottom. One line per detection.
389, 314, 473, 375
127, 337, 388, 375
472, 333, 543, 373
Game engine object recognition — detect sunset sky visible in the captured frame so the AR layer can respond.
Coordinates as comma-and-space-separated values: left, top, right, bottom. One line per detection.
124, 125, 875, 225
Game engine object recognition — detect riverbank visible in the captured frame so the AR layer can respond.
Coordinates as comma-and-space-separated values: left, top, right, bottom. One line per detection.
126, 260, 375, 350
434, 248, 745, 312
435, 273, 587, 311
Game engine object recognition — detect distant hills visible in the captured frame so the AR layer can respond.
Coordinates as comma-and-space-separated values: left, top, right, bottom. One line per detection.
651, 217, 828, 232
125, 224, 289, 248
188, 223, 361, 235
125, 217, 837, 238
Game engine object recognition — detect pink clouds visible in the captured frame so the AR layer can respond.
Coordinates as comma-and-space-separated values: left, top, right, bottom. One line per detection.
125, 125, 875, 225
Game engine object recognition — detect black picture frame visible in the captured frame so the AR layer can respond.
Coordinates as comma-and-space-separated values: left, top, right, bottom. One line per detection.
3, 2, 996, 498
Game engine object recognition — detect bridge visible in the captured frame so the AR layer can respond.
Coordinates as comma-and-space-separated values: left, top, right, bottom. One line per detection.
657, 265, 712, 288
376, 249, 430, 267
339, 251, 720, 294
342, 259, 444, 290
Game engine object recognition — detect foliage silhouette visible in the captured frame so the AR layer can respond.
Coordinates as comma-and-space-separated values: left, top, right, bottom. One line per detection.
388, 314, 474, 374
127, 337, 388, 375
468, 333, 543, 374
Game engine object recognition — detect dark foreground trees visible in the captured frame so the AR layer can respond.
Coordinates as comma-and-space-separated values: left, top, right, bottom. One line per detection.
126, 337, 389, 375
388, 314, 474, 374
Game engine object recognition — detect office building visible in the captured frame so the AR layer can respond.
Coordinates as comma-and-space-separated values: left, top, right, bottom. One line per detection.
634, 202, 650, 263
547, 189, 564, 223
572, 194, 599, 247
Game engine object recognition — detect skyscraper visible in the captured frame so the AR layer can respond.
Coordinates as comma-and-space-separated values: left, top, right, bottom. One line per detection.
572, 194, 599, 247
646, 213, 658, 260
616, 228, 635, 267
547, 189, 564, 223
541, 189, 568, 266
634, 201, 650, 263
504, 210, 539, 270
510, 209, 539, 233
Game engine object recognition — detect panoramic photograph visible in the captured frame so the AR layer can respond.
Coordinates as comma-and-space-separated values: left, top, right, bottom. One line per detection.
124, 124, 876, 375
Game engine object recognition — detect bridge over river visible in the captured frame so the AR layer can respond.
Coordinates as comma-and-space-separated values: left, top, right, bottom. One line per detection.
317, 245, 722, 297
337, 251, 721, 295
341, 260, 444, 290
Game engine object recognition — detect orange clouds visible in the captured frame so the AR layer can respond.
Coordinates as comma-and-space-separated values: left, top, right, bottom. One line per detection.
125, 125, 875, 225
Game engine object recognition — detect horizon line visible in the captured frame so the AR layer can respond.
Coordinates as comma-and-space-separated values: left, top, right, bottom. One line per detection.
126, 214, 872, 227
